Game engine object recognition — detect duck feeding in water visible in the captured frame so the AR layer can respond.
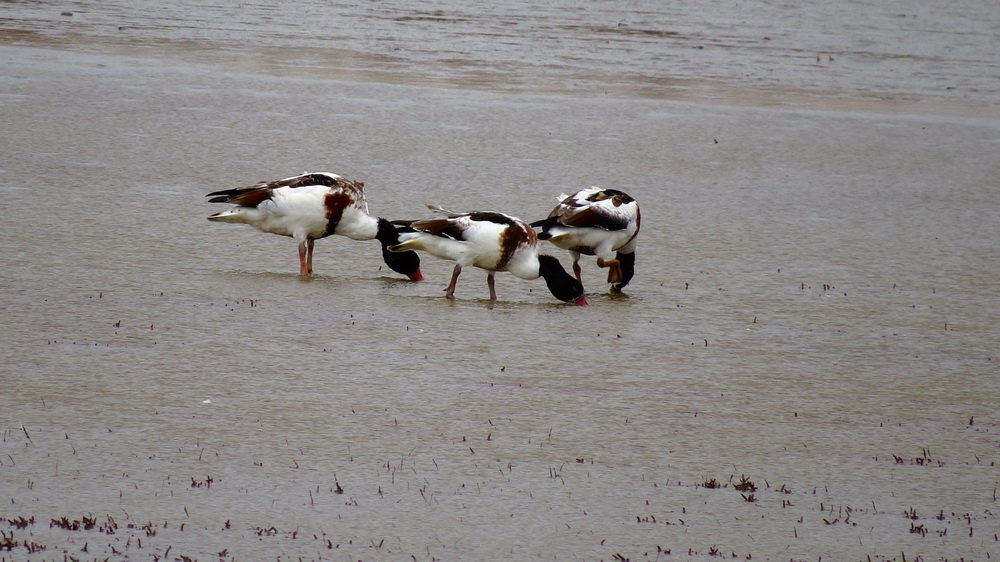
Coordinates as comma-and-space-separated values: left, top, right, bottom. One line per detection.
390, 206, 587, 305
206, 172, 423, 280
531, 187, 640, 292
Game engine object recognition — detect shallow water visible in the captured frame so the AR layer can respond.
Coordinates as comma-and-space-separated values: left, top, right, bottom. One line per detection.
2, 0, 999, 111
1, 2, 999, 560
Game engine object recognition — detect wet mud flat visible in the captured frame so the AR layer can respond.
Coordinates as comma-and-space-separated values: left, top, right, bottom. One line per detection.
2, 407, 998, 561
1, 30, 999, 562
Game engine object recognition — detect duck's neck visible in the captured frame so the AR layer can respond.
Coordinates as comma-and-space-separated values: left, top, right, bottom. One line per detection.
612, 251, 636, 290
376, 218, 424, 280
375, 218, 402, 246
537, 254, 587, 304
335, 213, 381, 241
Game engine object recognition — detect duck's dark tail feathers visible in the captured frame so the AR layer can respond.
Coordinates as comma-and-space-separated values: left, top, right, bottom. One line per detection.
530, 217, 558, 240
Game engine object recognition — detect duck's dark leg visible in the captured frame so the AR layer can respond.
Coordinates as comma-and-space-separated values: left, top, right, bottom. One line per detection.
444, 264, 462, 299
305, 239, 315, 275
571, 251, 583, 283
609, 251, 635, 291
597, 257, 623, 284
487, 271, 497, 301
298, 240, 311, 276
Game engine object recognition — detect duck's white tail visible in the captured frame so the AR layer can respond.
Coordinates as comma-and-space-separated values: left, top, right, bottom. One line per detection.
387, 234, 426, 253
207, 208, 250, 223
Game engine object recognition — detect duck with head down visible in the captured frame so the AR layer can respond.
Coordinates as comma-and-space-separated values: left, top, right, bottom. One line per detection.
390, 206, 588, 305
206, 172, 423, 280
531, 187, 640, 292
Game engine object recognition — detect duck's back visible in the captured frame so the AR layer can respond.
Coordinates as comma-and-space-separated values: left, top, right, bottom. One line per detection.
208, 173, 378, 241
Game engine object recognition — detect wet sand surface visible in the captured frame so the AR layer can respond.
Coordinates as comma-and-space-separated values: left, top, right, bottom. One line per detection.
1, 3, 999, 561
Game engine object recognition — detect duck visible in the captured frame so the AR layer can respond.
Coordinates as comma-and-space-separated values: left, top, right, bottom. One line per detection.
531, 187, 640, 291
389, 206, 588, 305
206, 172, 423, 280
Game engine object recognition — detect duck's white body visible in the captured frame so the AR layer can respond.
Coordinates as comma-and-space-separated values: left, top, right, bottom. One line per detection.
206, 172, 422, 279
209, 182, 378, 240
398, 209, 540, 278
391, 207, 587, 304
532, 187, 640, 291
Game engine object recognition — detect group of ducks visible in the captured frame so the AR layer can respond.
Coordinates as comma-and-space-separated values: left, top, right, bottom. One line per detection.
206, 172, 640, 305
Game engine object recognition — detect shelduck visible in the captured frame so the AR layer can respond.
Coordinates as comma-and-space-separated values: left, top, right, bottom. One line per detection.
531, 187, 640, 291
206, 172, 422, 279
389, 206, 588, 305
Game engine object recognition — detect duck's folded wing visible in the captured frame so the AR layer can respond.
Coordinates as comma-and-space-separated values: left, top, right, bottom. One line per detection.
411, 218, 469, 241
556, 203, 632, 231
205, 185, 274, 207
